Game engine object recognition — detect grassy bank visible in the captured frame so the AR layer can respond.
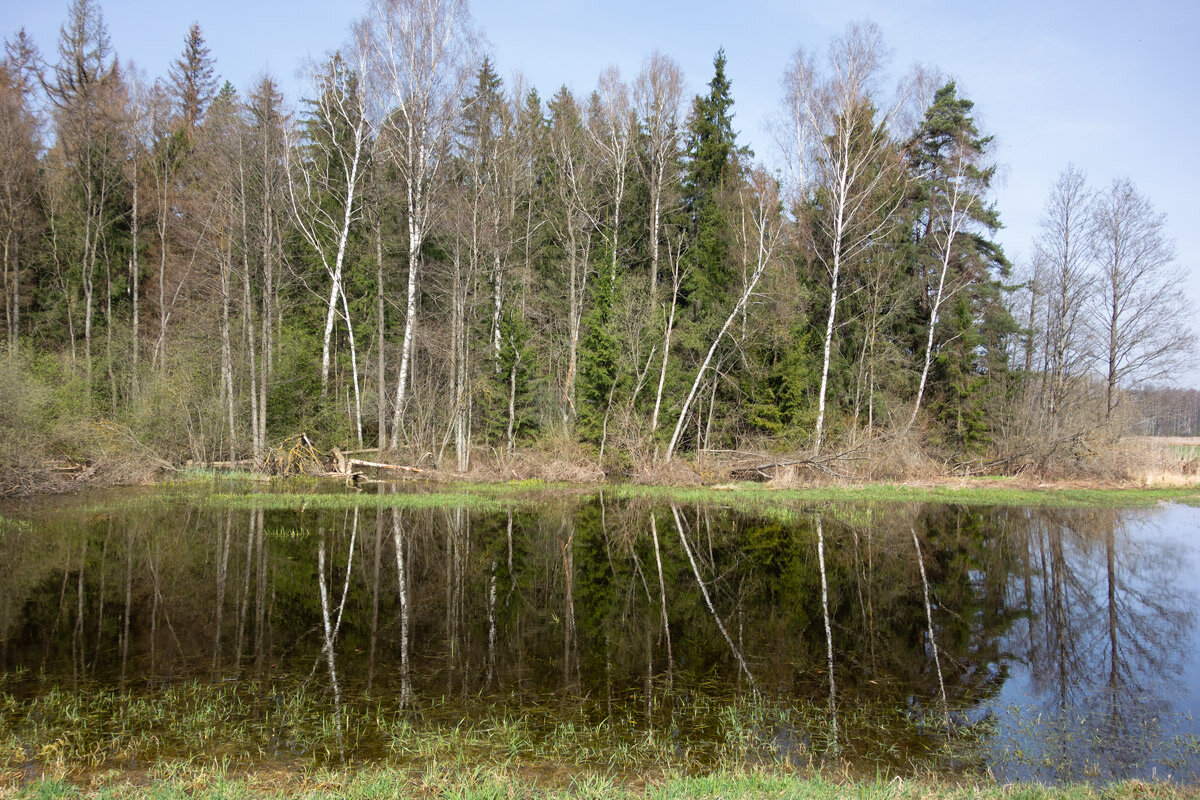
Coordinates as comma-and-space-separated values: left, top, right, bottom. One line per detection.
171, 475, 1200, 511
8, 768, 1200, 800
21, 476, 1200, 518
603, 482, 1200, 510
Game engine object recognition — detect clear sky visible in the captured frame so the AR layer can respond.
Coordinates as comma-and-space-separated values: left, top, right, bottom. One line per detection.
5, 0, 1199, 385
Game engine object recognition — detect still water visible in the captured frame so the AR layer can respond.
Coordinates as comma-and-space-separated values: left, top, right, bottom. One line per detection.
1, 488, 1198, 783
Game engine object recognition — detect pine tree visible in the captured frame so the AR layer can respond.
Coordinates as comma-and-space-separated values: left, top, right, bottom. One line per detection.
905, 81, 1014, 446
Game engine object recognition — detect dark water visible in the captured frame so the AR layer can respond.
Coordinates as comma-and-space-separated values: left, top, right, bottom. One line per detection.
1, 488, 1198, 782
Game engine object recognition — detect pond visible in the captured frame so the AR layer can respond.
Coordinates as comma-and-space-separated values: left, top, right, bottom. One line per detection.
1, 485, 1198, 784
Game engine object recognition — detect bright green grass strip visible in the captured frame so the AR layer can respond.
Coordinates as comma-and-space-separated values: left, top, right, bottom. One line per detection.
19, 478, 1200, 519
605, 483, 1200, 510
185, 480, 1200, 512
9, 770, 1199, 800
197, 490, 517, 513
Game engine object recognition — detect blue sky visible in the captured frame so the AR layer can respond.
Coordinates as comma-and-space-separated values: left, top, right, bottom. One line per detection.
5, 0, 1199, 384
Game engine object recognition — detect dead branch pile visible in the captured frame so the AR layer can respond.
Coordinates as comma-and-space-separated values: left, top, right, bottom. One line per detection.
261, 433, 329, 476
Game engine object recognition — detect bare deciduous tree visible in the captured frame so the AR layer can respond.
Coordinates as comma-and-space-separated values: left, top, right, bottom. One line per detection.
363, 0, 476, 449
546, 86, 597, 429
634, 51, 685, 448
0, 35, 41, 355
1090, 177, 1194, 418
1035, 165, 1094, 435
286, 48, 372, 443
784, 21, 909, 454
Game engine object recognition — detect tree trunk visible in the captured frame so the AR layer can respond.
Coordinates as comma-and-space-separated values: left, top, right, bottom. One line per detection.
376, 223, 387, 450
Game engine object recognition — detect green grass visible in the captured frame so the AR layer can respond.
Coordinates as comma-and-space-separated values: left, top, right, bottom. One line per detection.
1169, 444, 1200, 461
604, 483, 1200, 510
8, 768, 1199, 799
21, 479, 1200, 522
197, 489, 515, 513
171, 465, 266, 483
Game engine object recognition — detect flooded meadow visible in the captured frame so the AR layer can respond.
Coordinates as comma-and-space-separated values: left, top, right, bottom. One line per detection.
1, 484, 1198, 785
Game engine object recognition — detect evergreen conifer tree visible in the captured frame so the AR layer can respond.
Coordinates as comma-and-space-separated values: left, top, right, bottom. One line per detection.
681, 49, 746, 317
169, 23, 218, 137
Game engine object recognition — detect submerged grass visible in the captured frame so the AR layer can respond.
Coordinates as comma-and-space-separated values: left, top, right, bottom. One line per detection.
0, 676, 1002, 790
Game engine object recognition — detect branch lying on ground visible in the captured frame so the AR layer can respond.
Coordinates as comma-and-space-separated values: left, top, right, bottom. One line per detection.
729, 439, 872, 481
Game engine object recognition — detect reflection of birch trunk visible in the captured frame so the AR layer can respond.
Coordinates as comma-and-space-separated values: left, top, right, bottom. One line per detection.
317, 534, 343, 720
147, 546, 184, 678
316, 516, 355, 750
816, 516, 837, 751
445, 507, 468, 691
912, 527, 948, 719
147, 546, 157, 681
368, 509, 383, 692
505, 510, 514, 606
253, 508, 267, 670
649, 513, 674, 688
235, 510, 254, 667
487, 559, 497, 687
562, 521, 578, 690
213, 510, 233, 674
852, 525, 876, 667
1105, 520, 1119, 695
644, 615, 654, 724
73, 539, 87, 682
120, 528, 133, 687
671, 504, 756, 691
391, 507, 412, 703
95, 524, 110, 665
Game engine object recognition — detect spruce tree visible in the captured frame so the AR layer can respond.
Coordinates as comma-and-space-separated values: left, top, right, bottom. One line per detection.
169, 22, 218, 137
681, 49, 744, 317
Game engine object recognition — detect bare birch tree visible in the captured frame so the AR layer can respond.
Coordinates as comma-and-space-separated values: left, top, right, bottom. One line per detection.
363, 0, 475, 449
43, 0, 125, 394
547, 87, 598, 428
587, 66, 634, 282
286, 48, 372, 442
784, 21, 909, 454
633, 52, 685, 447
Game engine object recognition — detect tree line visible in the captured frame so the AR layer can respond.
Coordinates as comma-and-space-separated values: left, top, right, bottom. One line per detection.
0, 0, 1192, 476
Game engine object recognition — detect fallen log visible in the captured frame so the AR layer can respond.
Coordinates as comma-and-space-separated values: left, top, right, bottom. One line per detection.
346, 458, 424, 474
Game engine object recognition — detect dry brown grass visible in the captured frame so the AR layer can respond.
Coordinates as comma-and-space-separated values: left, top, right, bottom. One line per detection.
629, 459, 704, 486
464, 446, 606, 483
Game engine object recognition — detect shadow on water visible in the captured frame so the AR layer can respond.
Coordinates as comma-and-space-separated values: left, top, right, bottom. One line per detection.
1, 489, 1198, 783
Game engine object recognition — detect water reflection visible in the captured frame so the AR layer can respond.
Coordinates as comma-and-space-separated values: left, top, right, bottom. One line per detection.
989, 507, 1195, 782
0, 494, 1196, 781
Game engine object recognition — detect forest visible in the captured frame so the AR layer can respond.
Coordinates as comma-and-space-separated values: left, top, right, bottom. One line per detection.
0, 0, 1194, 489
